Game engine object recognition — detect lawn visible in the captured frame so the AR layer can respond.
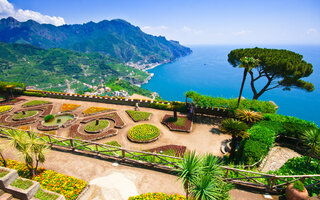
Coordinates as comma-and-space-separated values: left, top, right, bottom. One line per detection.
12, 110, 38, 120
0, 169, 9, 178
23, 100, 51, 107
126, 110, 151, 122
35, 188, 59, 200
10, 178, 33, 190
85, 120, 109, 132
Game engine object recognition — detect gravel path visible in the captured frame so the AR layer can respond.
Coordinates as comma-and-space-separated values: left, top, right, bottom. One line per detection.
260, 146, 301, 172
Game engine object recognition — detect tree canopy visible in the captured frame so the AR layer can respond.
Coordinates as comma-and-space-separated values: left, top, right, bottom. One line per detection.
228, 47, 314, 99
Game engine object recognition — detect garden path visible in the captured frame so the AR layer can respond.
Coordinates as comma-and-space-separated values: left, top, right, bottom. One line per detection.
259, 146, 301, 172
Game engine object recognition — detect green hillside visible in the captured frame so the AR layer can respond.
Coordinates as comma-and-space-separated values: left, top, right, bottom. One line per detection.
0, 42, 151, 95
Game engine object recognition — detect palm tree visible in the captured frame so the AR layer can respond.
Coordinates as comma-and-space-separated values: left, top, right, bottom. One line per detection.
7, 129, 49, 177
175, 151, 201, 199
190, 175, 223, 200
0, 146, 7, 167
302, 129, 320, 168
221, 118, 249, 160
201, 153, 222, 177
237, 57, 260, 108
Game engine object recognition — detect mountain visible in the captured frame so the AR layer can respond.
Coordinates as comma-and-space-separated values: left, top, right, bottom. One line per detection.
0, 42, 153, 96
0, 17, 192, 65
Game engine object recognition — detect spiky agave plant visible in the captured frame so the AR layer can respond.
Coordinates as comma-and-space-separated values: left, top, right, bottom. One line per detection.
235, 109, 263, 123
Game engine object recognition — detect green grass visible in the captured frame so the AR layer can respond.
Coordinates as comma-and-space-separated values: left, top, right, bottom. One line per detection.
23, 100, 51, 107
0, 169, 9, 178
35, 188, 59, 200
126, 110, 151, 121
85, 120, 109, 132
105, 141, 121, 147
10, 178, 33, 190
168, 117, 187, 126
12, 110, 38, 120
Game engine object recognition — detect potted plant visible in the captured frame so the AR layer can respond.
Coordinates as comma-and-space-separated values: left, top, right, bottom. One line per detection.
286, 180, 309, 200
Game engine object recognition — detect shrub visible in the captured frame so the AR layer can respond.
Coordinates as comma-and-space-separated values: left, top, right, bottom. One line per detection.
242, 140, 268, 164
247, 125, 275, 149
128, 124, 160, 142
235, 109, 263, 123
23, 91, 47, 97
44, 114, 54, 122
149, 101, 187, 112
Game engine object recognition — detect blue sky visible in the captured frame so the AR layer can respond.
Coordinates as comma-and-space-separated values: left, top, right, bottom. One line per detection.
1, 0, 320, 45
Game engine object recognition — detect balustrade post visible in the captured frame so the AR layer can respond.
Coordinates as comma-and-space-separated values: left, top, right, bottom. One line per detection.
301, 177, 306, 184
95, 144, 99, 155
153, 155, 155, 163
70, 139, 75, 151
48, 135, 52, 146
122, 150, 126, 159
225, 169, 229, 178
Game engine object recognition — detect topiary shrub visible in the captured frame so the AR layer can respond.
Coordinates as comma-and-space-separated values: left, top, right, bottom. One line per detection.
44, 114, 54, 122
242, 140, 268, 164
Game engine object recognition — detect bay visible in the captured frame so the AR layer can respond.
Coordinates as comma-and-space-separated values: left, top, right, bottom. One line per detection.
142, 45, 320, 125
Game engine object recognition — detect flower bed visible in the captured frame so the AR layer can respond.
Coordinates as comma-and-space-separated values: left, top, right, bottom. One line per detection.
162, 114, 193, 132
0, 105, 12, 115
12, 110, 38, 121
35, 188, 59, 200
18, 125, 30, 131
82, 107, 115, 116
84, 120, 110, 133
0, 159, 86, 200
61, 103, 80, 112
0, 169, 9, 178
129, 193, 186, 200
0, 98, 26, 106
81, 112, 125, 128
70, 124, 118, 141
126, 110, 152, 122
128, 124, 160, 143
145, 145, 187, 157
10, 178, 33, 190
23, 100, 51, 108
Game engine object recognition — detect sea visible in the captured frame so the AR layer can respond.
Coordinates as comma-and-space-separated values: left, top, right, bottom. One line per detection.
142, 45, 320, 126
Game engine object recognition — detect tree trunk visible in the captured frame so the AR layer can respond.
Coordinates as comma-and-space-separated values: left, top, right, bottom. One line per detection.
173, 109, 177, 121
96, 119, 99, 125
184, 181, 189, 200
229, 136, 238, 160
237, 69, 248, 108
0, 152, 7, 167
34, 159, 39, 176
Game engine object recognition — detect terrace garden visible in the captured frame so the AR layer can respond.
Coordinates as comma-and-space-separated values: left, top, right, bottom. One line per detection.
38, 113, 75, 131
126, 110, 152, 122
128, 124, 160, 143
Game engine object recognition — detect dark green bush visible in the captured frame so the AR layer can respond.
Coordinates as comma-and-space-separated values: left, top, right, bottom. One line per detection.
44, 114, 54, 122
242, 140, 268, 164
185, 91, 277, 113
149, 102, 187, 112
23, 91, 47, 97
247, 125, 276, 149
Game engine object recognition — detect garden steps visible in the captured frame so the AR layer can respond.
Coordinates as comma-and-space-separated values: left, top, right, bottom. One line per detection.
0, 167, 64, 200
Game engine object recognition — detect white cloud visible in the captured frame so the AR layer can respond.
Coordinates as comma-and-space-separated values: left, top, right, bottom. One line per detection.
182, 26, 203, 35
141, 25, 168, 31
306, 28, 317, 35
0, 0, 65, 26
232, 29, 252, 36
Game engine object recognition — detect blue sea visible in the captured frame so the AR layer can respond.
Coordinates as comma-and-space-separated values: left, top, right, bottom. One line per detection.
142, 45, 320, 126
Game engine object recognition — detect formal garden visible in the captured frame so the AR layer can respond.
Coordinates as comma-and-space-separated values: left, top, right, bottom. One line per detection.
0, 74, 319, 199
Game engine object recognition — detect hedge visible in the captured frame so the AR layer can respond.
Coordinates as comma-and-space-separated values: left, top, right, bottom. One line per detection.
185, 91, 277, 113
129, 193, 186, 200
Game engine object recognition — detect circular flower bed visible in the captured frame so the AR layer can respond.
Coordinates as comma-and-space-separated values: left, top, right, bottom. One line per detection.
128, 124, 160, 143
84, 120, 109, 134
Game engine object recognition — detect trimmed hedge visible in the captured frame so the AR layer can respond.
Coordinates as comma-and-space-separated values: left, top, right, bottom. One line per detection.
23, 91, 47, 97
185, 91, 277, 113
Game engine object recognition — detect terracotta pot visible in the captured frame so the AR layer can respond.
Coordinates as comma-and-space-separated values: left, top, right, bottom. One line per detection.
286, 183, 309, 200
